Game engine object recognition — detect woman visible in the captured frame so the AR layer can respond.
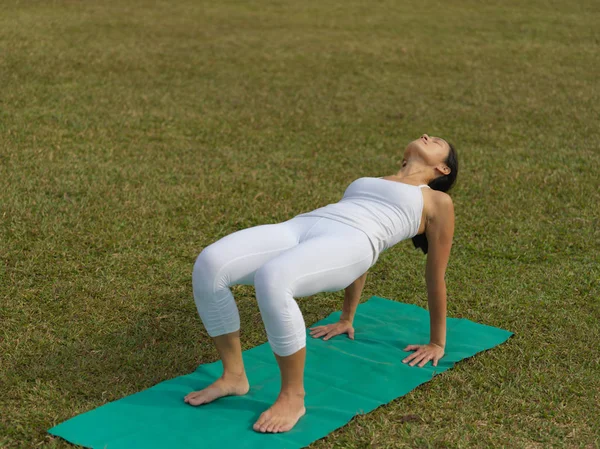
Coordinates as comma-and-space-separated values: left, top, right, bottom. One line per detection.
184, 134, 458, 434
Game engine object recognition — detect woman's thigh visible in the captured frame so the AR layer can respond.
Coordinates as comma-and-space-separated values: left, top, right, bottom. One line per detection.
256, 219, 374, 298
194, 216, 325, 289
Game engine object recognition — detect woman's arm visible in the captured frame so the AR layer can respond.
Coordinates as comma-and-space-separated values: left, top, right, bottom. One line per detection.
403, 193, 455, 367
309, 271, 367, 340
424, 193, 454, 348
341, 271, 368, 322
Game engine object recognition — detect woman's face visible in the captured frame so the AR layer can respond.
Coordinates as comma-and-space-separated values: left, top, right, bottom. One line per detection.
403, 134, 450, 168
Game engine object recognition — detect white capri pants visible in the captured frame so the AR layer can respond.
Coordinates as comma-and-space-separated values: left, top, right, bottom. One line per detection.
192, 216, 374, 357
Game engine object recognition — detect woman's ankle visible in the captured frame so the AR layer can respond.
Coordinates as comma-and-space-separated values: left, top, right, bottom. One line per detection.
279, 387, 306, 399
221, 369, 247, 381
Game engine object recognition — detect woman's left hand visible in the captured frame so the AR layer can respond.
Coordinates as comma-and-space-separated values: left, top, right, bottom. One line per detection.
402, 343, 445, 367
309, 320, 355, 340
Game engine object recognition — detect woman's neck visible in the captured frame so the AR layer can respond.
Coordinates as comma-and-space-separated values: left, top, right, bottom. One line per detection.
393, 164, 433, 185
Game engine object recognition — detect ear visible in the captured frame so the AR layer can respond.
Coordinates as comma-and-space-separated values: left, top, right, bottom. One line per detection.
436, 163, 451, 176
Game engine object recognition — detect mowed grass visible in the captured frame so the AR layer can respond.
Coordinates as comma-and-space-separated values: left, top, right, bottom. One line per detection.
1, 0, 599, 447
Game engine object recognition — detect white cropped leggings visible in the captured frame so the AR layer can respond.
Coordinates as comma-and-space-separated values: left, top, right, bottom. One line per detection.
192, 216, 374, 357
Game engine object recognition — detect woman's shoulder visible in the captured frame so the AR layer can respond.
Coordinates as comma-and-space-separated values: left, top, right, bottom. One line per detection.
423, 188, 454, 218
423, 187, 452, 202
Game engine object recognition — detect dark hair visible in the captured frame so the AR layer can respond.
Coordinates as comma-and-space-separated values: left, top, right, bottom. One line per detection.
411, 142, 458, 254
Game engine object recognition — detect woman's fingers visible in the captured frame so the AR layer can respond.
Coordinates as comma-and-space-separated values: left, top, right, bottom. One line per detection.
403, 350, 437, 367
309, 327, 327, 338
408, 352, 424, 366
410, 352, 429, 367
402, 350, 420, 364
403, 348, 431, 367
310, 322, 354, 340
418, 354, 432, 368
348, 328, 355, 340
402, 345, 442, 367
403, 344, 421, 352
402, 345, 423, 363
310, 327, 327, 334
310, 325, 337, 339
324, 328, 344, 340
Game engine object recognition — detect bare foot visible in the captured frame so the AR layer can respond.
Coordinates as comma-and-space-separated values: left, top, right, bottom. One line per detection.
184, 373, 250, 406
253, 392, 306, 433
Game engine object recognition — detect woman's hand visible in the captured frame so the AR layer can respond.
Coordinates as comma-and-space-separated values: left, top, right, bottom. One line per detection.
309, 319, 355, 340
402, 343, 445, 367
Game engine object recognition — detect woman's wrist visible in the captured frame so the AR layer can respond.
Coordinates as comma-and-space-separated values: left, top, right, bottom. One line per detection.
339, 314, 354, 323
429, 341, 445, 350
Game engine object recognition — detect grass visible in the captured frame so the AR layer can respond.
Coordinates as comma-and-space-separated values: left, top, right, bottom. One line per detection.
1, 0, 599, 447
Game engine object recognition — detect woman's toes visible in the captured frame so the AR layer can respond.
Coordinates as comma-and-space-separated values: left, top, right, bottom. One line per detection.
253, 416, 263, 431
255, 412, 271, 432
262, 418, 273, 432
274, 418, 284, 432
262, 420, 271, 432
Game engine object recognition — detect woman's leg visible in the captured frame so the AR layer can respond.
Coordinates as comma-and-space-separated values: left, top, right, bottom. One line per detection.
185, 216, 324, 406
252, 218, 374, 433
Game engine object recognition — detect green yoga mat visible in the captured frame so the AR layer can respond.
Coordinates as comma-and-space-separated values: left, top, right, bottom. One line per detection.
48, 296, 512, 448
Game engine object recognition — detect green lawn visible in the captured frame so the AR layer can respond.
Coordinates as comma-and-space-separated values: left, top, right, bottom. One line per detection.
1, 0, 599, 447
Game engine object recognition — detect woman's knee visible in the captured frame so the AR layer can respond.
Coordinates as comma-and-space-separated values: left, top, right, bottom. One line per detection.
192, 244, 226, 295
254, 263, 291, 307
255, 263, 306, 356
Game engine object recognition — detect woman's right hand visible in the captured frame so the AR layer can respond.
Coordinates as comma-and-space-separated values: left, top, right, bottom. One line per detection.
309, 319, 355, 340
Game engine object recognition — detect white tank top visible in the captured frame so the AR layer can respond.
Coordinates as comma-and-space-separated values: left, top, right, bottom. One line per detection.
295, 177, 430, 267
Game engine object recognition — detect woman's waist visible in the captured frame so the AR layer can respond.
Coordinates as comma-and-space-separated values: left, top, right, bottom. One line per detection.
295, 203, 418, 239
